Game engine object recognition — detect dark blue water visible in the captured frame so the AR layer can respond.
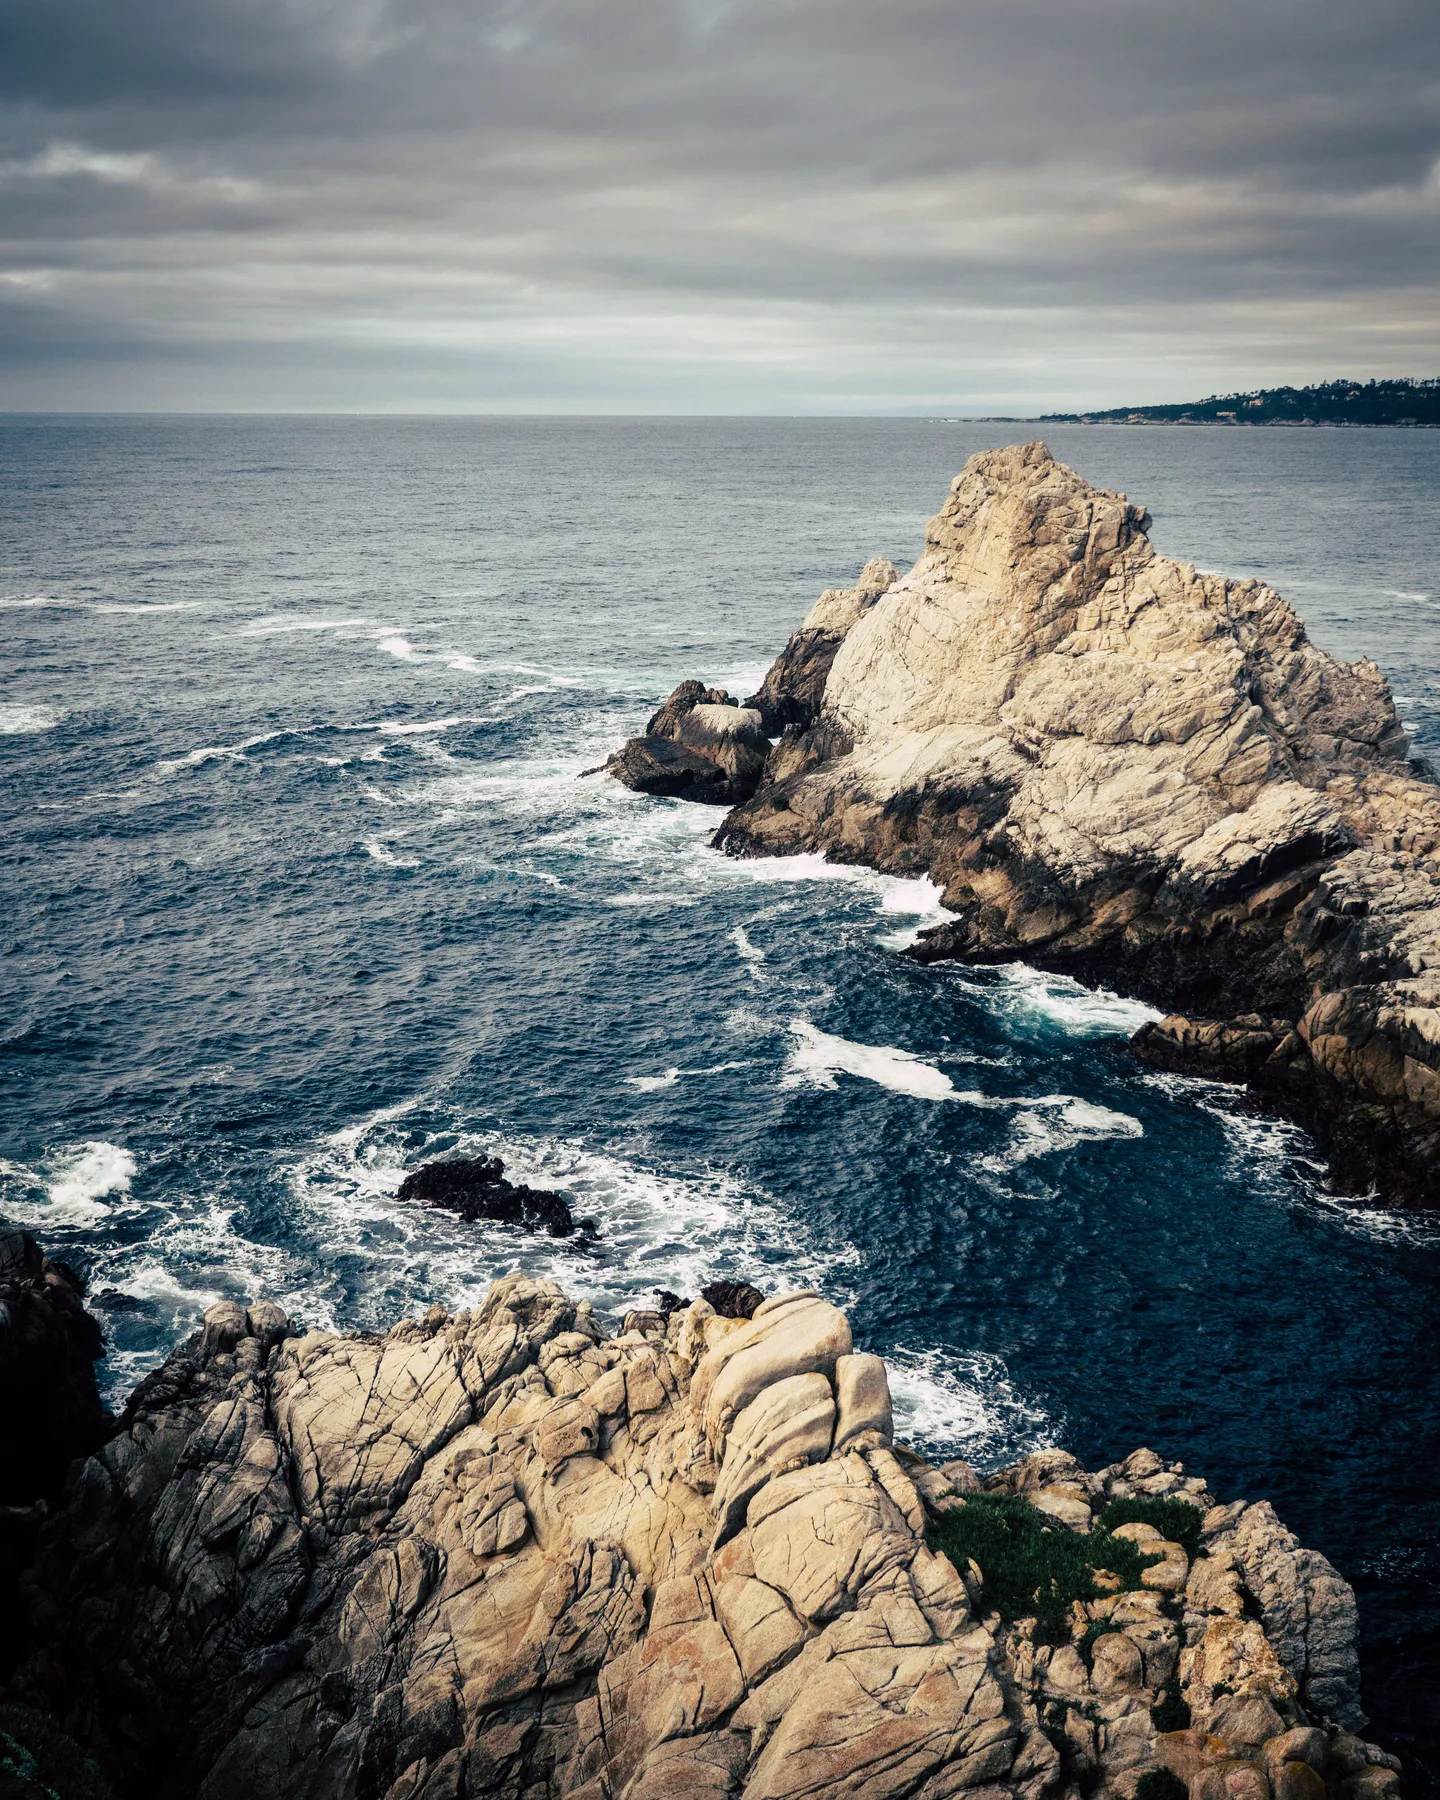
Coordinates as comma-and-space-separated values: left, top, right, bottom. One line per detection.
2, 417, 1438, 1774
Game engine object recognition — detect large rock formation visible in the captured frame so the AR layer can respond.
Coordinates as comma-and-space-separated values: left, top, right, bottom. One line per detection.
9, 1282, 1403, 1800
620, 442, 1440, 1204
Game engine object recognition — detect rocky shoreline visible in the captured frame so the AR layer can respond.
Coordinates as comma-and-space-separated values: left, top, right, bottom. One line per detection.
607, 442, 1440, 1207
0, 1250, 1409, 1799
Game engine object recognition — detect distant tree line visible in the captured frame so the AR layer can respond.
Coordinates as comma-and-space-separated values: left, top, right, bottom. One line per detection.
1041, 377, 1440, 426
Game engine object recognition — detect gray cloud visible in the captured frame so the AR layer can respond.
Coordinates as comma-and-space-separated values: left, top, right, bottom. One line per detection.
0, 0, 1436, 409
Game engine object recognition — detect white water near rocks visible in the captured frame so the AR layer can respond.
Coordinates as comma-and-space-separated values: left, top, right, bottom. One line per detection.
2, 416, 1439, 1771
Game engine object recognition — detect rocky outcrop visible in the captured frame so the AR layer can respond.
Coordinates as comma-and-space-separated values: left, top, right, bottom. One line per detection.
396, 1159, 591, 1240
606, 684, 770, 806
0, 1231, 113, 1677
618, 442, 1438, 1203
745, 559, 899, 736
9, 1281, 1402, 1800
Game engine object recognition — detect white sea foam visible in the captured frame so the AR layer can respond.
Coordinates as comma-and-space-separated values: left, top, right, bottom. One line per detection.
0, 1141, 139, 1224
784, 1021, 962, 1101
0, 703, 62, 734
375, 630, 420, 660
51, 1142, 137, 1213
239, 617, 370, 635
626, 1068, 682, 1091
975, 963, 1161, 1038
374, 716, 468, 736
885, 1345, 1057, 1467
731, 924, 766, 962
362, 836, 420, 868
93, 602, 199, 614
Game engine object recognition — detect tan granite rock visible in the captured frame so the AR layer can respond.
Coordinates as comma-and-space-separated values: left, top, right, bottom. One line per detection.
10, 1281, 1398, 1799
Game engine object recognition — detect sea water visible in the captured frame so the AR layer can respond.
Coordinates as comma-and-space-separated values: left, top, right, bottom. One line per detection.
2, 416, 1437, 1775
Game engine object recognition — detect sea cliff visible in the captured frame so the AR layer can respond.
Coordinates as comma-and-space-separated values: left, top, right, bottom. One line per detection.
3, 1271, 1405, 1799
609, 443, 1440, 1206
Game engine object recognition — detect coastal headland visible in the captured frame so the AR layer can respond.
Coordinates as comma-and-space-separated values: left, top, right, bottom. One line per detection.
0, 1239, 1404, 1798
608, 442, 1440, 1208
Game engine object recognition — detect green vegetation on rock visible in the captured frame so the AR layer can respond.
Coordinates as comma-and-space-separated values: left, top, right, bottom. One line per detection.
1096, 1495, 1204, 1558
0, 1703, 114, 1800
928, 1492, 1160, 1643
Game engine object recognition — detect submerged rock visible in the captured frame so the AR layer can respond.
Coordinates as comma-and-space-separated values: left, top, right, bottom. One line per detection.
396, 1155, 586, 1238
615, 442, 1440, 1204
7, 1280, 1400, 1799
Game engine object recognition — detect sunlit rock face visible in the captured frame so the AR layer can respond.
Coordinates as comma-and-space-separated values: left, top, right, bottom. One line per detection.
705, 443, 1439, 1204
11, 1278, 1397, 1800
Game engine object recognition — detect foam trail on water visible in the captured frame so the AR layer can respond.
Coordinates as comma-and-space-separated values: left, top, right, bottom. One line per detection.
784, 1021, 961, 1101
624, 1061, 751, 1092
239, 617, 370, 635
0, 704, 62, 735
731, 925, 766, 963
974, 963, 1161, 1038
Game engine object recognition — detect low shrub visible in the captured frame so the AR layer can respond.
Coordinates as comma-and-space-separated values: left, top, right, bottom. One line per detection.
1149, 1686, 1192, 1732
1095, 1496, 1204, 1558
0, 1703, 115, 1800
928, 1493, 1159, 1643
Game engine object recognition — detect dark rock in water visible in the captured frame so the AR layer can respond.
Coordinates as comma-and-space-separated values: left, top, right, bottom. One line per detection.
607, 681, 770, 805
700, 1279, 764, 1319
653, 1289, 689, 1317
89, 1288, 150, 1315
0, 1232, 113, 1678
396, 1156, 582, 1238
606, 732, 740, 803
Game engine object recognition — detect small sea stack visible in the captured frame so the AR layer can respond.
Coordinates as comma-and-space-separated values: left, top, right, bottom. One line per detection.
396, 1155, 591, 1238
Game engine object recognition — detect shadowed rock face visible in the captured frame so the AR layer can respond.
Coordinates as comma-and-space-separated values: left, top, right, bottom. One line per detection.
0, 1230, 113, 1677
684, 442, 1437, 1204
9, 1281, 1397, 1800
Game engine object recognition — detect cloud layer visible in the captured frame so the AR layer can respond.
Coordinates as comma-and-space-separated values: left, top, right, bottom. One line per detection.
2, 0, 1437, 410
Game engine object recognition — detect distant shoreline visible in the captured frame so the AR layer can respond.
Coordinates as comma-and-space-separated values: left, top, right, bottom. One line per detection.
949, 416, 1440, 428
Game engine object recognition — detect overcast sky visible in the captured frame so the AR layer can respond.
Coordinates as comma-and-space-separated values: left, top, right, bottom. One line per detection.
1, 0, 1437, 412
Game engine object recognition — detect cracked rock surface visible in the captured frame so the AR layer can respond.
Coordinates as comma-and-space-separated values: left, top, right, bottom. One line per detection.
10, 1280, 1403, 1799
612, 442, 1440, 1202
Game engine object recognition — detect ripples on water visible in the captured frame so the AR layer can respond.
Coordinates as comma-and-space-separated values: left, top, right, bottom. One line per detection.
1, 417, 1438, 1775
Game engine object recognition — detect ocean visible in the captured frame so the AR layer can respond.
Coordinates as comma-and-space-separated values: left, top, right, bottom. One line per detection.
2, 415, 1438, 1774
